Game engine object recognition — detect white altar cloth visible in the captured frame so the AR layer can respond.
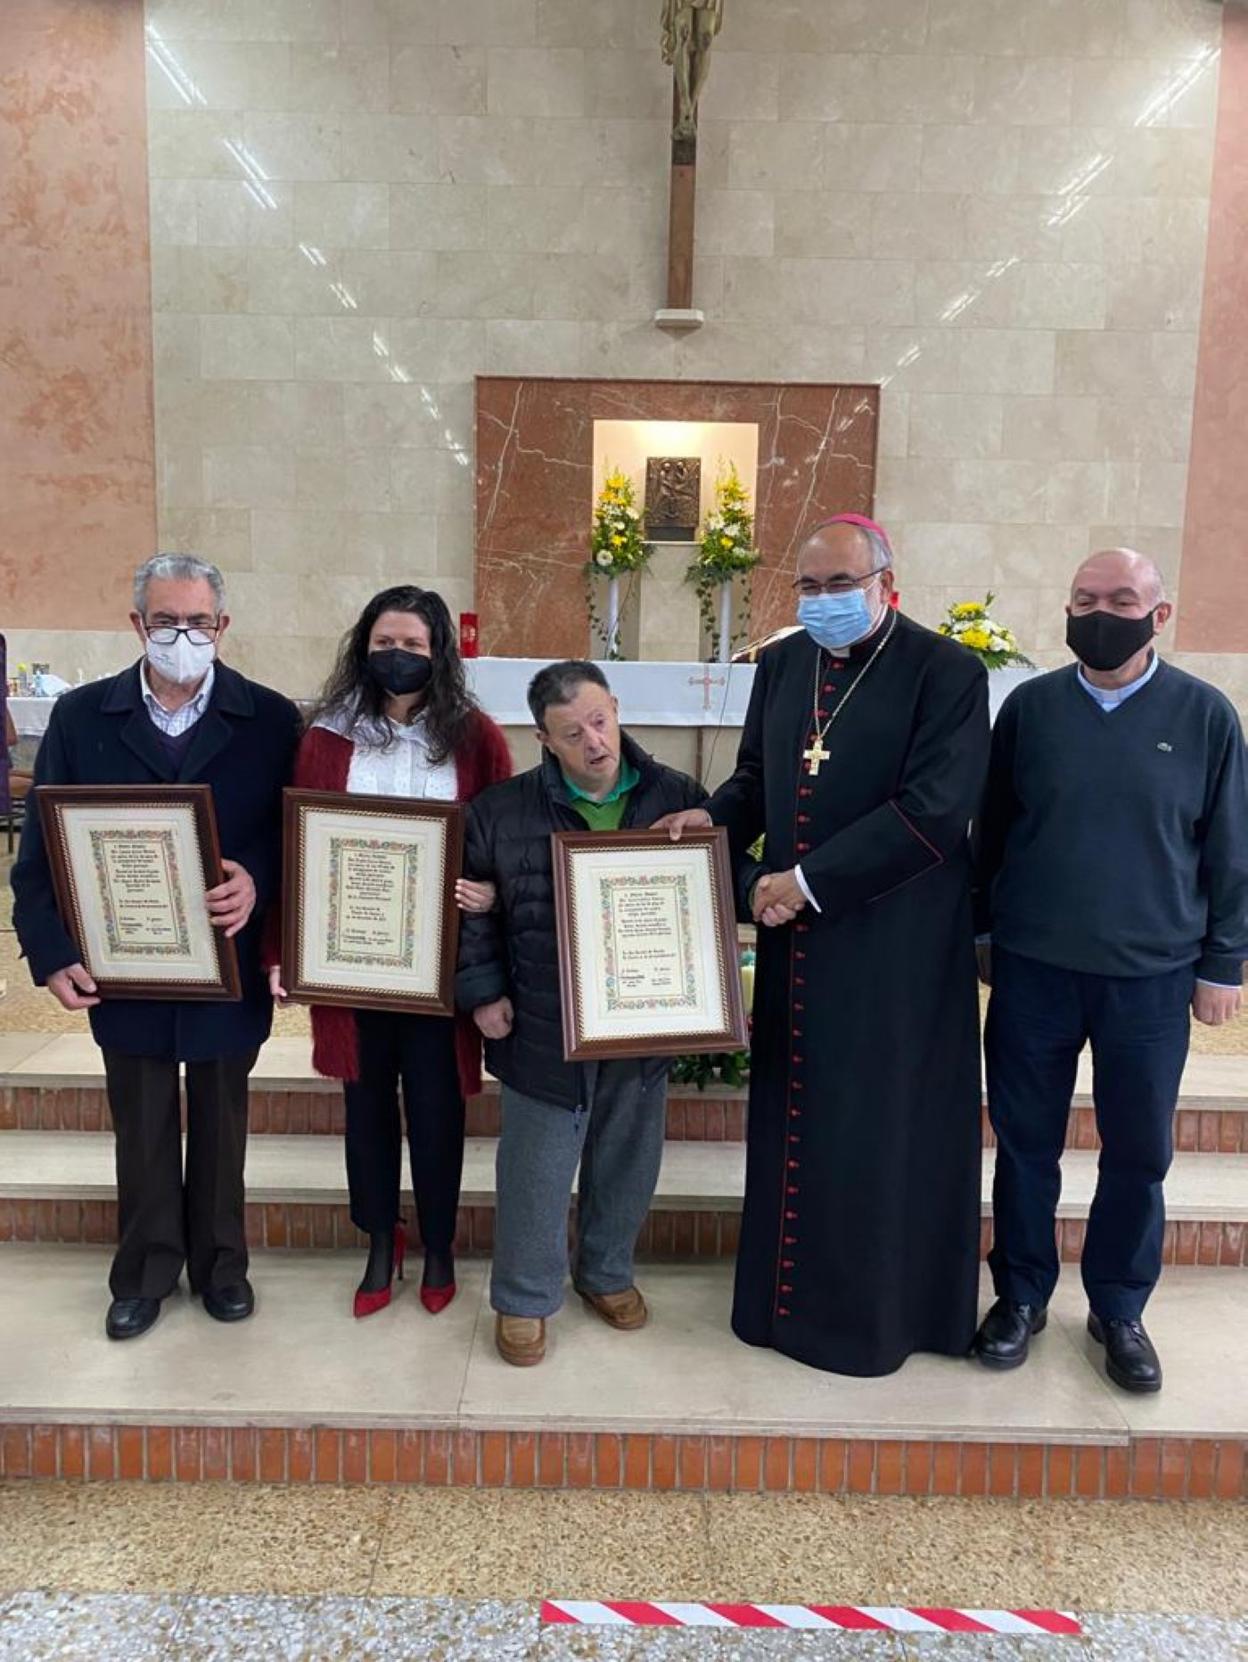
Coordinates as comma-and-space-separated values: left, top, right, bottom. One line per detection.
466, 659, 757, 728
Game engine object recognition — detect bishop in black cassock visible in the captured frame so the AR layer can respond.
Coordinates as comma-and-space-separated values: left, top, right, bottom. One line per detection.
663, 516, 990, 1376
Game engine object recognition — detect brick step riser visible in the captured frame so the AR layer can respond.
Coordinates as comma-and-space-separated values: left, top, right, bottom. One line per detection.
2, 1200, 1244, 1266
4, 1087, 1245, 1154
0, 1422, 1242, 1500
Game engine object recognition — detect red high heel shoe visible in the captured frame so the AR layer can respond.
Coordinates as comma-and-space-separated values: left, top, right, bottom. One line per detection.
420, 1251, 457, 1315
353, 1223, 405, 1319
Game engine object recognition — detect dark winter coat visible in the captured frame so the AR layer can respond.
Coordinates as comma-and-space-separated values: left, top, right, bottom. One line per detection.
455, 733, 707, 1109
11, 661, 301, 1062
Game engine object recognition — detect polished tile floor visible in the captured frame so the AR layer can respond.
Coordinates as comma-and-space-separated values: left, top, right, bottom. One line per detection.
0, 1493, 1245, 1659
0, 1483, 1246, 1658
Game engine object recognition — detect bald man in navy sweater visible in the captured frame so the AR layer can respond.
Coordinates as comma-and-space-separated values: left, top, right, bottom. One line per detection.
973, 549, 1247, 1394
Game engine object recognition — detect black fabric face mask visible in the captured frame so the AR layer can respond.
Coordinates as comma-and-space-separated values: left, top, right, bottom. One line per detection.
1065, 608, 1157, 673
367, 648, 433, 696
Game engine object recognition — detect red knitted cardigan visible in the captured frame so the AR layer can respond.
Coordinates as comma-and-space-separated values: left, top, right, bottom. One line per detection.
264, 709, 513, 1092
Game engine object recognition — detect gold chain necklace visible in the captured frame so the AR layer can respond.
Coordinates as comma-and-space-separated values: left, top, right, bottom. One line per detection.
801, 614, 897, 777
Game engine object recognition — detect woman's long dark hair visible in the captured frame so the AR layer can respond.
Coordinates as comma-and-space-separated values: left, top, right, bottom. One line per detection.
310, 585, 479, 764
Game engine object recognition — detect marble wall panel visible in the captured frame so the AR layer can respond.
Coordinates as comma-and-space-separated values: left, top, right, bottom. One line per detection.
18, 0, 1207, 701
1177, 5, 1248, 653
474, 377, 877, 659
0, 0, 156, 632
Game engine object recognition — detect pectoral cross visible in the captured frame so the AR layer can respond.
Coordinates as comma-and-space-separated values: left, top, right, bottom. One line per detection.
803, 738, 830, 777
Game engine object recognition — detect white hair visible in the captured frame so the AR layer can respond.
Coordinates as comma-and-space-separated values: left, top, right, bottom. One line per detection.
133, 553, 226, 616
859, 526, 893, 572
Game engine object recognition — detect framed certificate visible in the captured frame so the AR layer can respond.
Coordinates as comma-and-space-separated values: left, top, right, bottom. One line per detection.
36, 784, 242, 1001
281, 789, 462, 1016
552, 827, 749, 1062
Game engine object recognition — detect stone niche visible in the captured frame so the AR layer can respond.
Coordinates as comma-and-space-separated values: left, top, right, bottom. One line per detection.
474, 378, 879, 661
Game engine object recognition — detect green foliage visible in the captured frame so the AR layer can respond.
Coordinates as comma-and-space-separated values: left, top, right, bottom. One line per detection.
670, 1049, 751, 1090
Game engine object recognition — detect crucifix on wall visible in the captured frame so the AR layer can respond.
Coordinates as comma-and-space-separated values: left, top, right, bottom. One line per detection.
657, 0, 724, 329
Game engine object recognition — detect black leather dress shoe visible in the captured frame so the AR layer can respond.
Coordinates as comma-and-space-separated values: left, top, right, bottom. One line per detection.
1088, 1313, 1162, 1393
972, 1298, 1047, 1369
105, 1297, 161, 1341
202, 1281, 255, 1323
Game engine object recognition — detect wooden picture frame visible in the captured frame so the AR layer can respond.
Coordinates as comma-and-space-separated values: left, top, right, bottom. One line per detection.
36, 783, 242, 1001
281, 788, 463, 1017
552, 826, 749, 1062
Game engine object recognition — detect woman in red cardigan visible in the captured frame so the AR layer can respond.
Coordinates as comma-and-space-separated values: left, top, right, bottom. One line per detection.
269, 586, 511, 1318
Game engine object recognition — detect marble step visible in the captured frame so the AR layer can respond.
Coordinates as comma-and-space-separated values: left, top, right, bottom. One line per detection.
0, 1249, 1243, 1498
2, 1033, 1246, 1152
1, 1133, 1245, 1265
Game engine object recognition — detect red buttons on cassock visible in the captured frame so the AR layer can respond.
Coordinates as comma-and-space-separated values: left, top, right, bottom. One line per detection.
799, 787, 813, 799
786, 1185, 798, 1195
797, 814, 811, 825
785, 1210, 797, 1220
782, 1259, 794, 1269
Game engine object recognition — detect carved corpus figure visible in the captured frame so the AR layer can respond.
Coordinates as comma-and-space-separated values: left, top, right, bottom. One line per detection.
661, 0, 724, 141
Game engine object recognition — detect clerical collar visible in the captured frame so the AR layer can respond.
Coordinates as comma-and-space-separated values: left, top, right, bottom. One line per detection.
563, 758, 639, 805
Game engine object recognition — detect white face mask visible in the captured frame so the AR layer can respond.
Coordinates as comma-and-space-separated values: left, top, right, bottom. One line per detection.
145, 632, 216, 687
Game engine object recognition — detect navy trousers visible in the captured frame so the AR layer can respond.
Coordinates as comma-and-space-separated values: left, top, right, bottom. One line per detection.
985, 946, 1194, 1321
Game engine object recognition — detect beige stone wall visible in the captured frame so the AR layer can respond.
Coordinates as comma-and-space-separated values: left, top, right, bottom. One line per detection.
11, 0, 1243, 716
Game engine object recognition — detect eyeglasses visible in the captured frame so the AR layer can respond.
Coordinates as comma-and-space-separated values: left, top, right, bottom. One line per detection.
791, 567, 887, 598
144, 622, 220, 647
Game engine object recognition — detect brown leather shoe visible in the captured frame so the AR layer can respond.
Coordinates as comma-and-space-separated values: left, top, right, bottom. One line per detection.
495, 1313, 546, 1367
577, 1285, 648, 1331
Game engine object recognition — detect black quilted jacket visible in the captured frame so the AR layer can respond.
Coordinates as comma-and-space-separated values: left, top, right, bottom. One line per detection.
455, 732, 707, 1109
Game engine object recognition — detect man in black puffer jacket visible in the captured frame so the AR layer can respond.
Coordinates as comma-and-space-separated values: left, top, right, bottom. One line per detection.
457, 660, 707, 1366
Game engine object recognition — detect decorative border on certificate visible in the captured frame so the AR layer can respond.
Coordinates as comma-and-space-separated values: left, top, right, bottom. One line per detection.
281, 789, 462, 1017
36, 784, 242, 1002
552, 828, 749, 1062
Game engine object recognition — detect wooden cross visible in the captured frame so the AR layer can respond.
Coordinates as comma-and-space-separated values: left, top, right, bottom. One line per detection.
666, 87, 697, 310
661, 2, 723, 314
803, 738, 830, 777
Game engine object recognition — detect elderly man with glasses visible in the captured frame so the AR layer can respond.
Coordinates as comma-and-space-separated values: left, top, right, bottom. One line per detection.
658, 516, 991, 1378
12, 554, 301, 1340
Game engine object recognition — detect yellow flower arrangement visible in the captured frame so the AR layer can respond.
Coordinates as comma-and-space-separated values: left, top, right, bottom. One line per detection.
585, 463, 653, 658
937, 594, 1033, 670
686, 461, 761, 660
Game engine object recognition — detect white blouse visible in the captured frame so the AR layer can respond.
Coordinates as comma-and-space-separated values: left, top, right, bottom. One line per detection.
315, 707, 458, 802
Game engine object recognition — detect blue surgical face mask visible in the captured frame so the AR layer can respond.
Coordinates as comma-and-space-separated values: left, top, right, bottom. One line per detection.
797, 586, 878, 652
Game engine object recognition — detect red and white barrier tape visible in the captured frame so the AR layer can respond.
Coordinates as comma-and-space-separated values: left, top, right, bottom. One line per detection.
541, 1601, 1081, 1635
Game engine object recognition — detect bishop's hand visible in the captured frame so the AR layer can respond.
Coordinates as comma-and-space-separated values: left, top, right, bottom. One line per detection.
652, 807, 712, 841
751, 869, 806, 928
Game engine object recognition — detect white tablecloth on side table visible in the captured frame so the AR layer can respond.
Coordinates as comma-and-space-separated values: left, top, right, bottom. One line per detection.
7, 697, 57, 739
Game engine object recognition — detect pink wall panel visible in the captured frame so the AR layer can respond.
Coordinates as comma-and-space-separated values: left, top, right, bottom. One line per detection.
1178, 7, 1248, 653
0, 0, 156, 630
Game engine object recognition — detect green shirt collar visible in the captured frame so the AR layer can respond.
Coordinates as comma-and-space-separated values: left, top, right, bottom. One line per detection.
563, 758, 639, 805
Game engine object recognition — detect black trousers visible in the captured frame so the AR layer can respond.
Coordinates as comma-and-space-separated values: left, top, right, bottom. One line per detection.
102, 1048, 257, 1301
342, 1009, 464, 1251
985, 947, 1193, 1322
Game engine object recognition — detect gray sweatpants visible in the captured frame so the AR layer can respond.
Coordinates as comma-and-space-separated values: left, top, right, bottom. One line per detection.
490, 1062, 668, 1318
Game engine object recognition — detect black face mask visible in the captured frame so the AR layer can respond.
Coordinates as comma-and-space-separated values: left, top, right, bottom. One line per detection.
367, 648, 433, 697
1065, 608, 1157, 673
